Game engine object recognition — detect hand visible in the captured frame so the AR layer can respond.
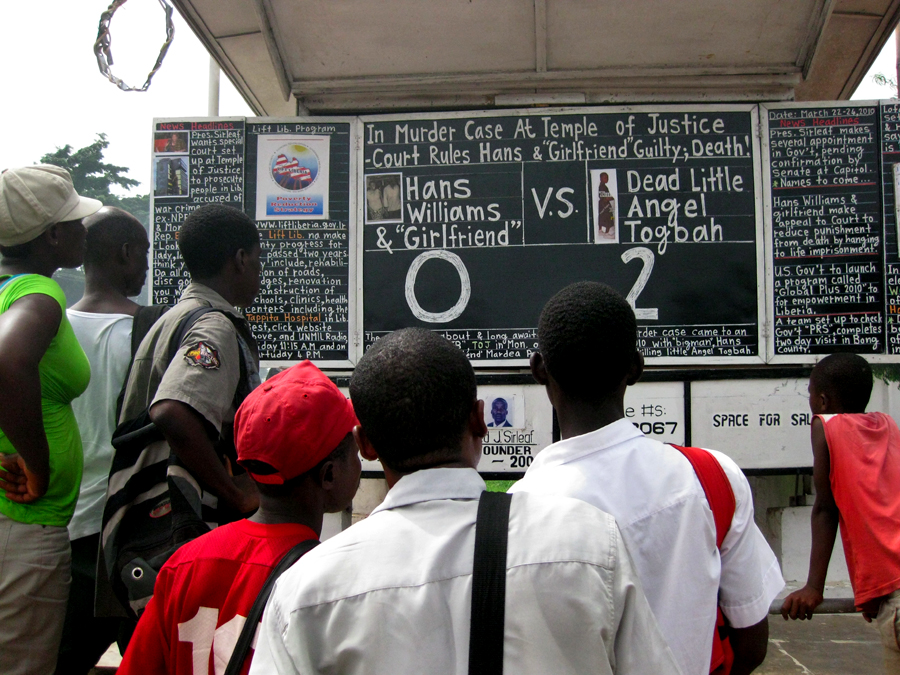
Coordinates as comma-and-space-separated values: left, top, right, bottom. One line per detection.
781, 585, 824, 620
0, 453, 26, 493
860, 598, 881, 622
0, 454, 48, 504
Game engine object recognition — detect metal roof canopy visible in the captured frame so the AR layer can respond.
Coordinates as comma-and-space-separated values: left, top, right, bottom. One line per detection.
175, 0, 900, 116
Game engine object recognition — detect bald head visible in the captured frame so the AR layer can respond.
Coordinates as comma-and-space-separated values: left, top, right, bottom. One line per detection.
82, 207, 149, 297
83, 207, 146, 267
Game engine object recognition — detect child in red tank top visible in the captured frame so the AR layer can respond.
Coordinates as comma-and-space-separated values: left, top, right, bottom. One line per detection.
781, 353, 900, 674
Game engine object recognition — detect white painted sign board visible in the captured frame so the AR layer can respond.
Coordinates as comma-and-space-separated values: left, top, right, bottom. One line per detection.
691, 379, 813, 469
624, 381, 686, 445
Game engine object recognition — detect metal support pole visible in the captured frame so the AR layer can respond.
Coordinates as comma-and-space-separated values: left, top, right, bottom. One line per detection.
208, 56, 220, 117
769, 597, 856, 615
896, 26, 900, 100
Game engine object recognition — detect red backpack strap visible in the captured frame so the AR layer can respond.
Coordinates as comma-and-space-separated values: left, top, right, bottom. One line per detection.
671, 445, 737, 674
671, 445, 735, 547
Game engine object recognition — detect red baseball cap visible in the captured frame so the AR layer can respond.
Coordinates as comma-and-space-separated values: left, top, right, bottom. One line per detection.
235, 361, 359, 484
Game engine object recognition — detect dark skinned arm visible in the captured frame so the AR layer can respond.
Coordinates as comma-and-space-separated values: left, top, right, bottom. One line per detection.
149, 399, 258, 514
0, 294, 62, 502
781, 416, 838, 620
726, 616, 769, 675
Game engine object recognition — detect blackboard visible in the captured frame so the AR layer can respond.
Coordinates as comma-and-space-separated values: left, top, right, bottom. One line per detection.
244, 120, 355, 364
762, 103, 884, 358
150, 118, 356, 366
881, 101, 900, 355
151, 119, 246, 305
360, 107, 764, 363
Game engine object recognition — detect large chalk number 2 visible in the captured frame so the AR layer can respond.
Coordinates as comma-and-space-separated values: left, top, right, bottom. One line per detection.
404, 246, 658, 323
178, 607, 255, 674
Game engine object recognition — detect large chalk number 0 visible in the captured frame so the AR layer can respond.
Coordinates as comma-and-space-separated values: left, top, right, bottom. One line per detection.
403, 247, 658, 323
621, 247, 659, 320
405, 250, 472, 323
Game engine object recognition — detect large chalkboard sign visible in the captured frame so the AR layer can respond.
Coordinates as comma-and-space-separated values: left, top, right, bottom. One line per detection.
150, 104, 900, 368
151, 118, 246, 304
360, 106, 765, 364
762, 103, 885, 361
881, 101, 900, 355
150, 117, 356, 367
244, 120, 356, 364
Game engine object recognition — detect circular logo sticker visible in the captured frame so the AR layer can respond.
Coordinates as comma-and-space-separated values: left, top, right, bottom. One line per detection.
270, 144, 319, 191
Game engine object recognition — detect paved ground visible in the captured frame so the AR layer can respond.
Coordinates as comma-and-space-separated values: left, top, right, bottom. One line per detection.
91, 615, 885, 674
761, 613, 884, 674
91, 590, 887, 674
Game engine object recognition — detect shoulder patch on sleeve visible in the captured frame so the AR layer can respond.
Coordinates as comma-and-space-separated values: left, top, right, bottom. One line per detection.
184, 341, 221, 369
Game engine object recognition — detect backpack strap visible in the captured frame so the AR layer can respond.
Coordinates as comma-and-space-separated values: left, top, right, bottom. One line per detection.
223, 538, 320, 675
671, 445, 736, 674
115, 304, 170, 422
469, 491, 513, 675
671, 445, 735, 547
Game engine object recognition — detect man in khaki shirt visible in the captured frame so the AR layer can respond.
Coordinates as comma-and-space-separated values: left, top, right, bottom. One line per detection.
102, 205, 262, 615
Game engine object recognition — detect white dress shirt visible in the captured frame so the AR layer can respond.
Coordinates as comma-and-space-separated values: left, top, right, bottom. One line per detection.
251, 467, 682, 675
510, 419, 784, 675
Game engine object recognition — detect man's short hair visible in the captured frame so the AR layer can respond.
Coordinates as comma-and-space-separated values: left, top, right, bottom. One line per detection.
177, 205, 259, 279
538, 281, 637, 401
810, 353, 873, 412
83, 207, 145, 267
350, 328, 476, 472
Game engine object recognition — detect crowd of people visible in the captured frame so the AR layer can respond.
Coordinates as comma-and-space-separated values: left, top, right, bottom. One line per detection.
0, 164, 897, 675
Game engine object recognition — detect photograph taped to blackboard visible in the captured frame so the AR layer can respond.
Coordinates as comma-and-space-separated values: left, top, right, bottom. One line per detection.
591, 169, 618, 244
255, 135, 330, 220
154, 156, 189, 198
154, 131, 188, 154
481, 392, 522, 429
366, 173, 403, 224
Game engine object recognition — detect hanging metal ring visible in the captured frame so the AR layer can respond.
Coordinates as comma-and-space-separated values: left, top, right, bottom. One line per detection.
94, 0, 175, 92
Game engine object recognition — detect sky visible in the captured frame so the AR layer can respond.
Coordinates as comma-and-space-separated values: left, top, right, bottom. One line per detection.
0, 2, 897, 196
0, 1, 252, 195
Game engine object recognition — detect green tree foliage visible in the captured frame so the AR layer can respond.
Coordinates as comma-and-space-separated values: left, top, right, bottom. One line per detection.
40, 133, 150, 227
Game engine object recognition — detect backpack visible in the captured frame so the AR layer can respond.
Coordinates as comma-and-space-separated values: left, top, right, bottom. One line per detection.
102, 306, 254, 618
671, 444, 737, 675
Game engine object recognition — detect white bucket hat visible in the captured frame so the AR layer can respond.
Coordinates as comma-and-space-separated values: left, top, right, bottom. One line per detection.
0, 164, 103, 246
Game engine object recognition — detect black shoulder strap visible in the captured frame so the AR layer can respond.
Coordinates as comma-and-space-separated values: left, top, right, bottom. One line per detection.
131, 304, 170, 357
224, 538, 320, 675
469, 491, 512, 675
166, 306, 220, 363
115, 304, 170, 422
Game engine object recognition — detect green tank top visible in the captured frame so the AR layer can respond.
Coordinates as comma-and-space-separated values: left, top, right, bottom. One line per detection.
0, 274, 91, 526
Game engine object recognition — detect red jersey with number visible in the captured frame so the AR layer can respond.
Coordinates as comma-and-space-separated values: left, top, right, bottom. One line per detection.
118, 519, 317, 675
819, 412, 900, 606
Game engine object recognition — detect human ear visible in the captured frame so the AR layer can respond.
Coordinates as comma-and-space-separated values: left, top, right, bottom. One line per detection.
44, 223, 60, 247
233, 248, 248, 273
530, 351, 549, 385
469, 399, 488, 438
318, 460, 335, 488
353, 425, 379, 462
626, 351, 644, 386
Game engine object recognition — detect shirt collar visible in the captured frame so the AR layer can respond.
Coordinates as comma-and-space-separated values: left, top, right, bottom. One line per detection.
531, 418, 643, 468
181, 282, 242, 315
371, 467, 486, 515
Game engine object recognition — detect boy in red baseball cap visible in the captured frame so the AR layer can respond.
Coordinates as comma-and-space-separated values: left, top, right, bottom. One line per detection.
117, 361, 361, 675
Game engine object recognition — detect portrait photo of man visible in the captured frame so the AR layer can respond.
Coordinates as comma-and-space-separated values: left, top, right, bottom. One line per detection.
487, 397, 513, 428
